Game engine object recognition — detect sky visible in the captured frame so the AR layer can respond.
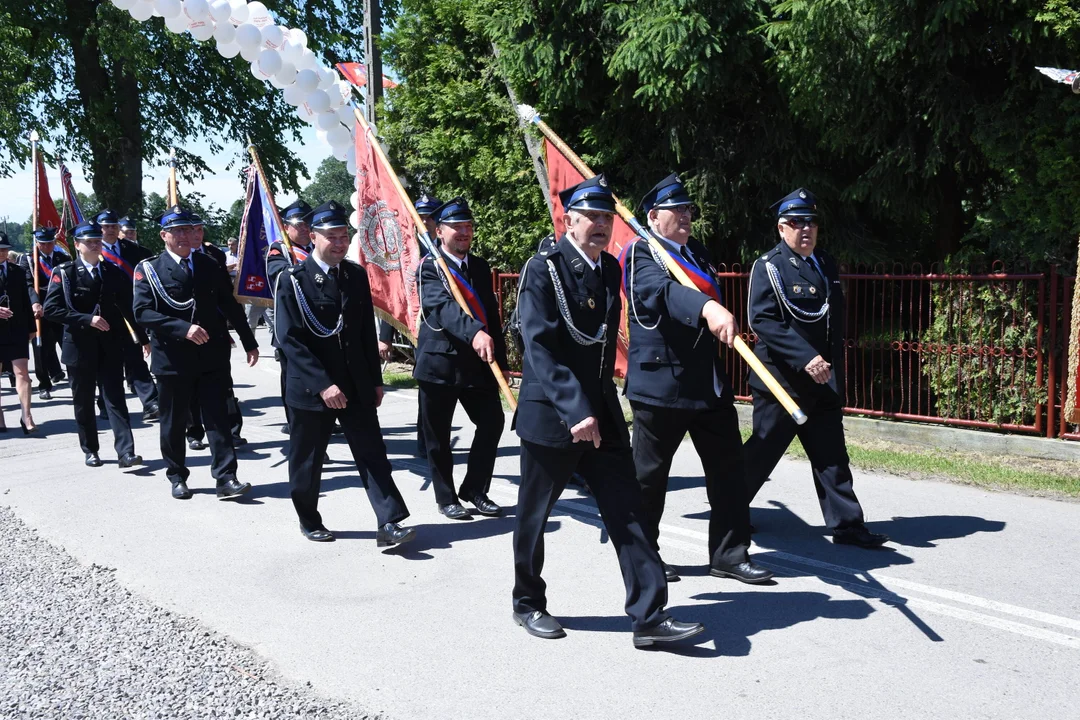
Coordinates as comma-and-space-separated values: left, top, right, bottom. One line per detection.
0, 125, 333, 225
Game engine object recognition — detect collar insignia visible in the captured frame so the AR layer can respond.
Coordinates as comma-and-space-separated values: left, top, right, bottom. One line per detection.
314, 273, 324, 286
789, 257, 799, 268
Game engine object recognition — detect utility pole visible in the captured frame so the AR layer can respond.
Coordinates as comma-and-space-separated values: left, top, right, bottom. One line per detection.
363, 0, 383, 126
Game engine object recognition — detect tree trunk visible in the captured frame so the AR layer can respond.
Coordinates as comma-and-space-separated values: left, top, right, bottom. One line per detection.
63, 0, 143, 215
934, 163, 964, 261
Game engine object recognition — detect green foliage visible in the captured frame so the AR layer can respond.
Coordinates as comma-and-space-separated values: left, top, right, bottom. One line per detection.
301, 156, 356, 209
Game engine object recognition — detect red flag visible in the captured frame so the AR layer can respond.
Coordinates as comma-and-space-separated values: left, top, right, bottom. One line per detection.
336, 62, 399, 90
34, 156, 69, 254
542, 138, 636, 378
351, 124, 422, 342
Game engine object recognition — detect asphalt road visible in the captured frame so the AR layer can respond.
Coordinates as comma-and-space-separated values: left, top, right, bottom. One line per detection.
1, 327, 1077, 719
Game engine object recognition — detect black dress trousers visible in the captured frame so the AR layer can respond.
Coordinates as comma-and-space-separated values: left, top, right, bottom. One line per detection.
121, 341, 159, 407
743, 393, 865, 531
513, 438, 669, 632
631, 401, 751, 567
417, 380, 504, 505
158, 370, 238, 484
70, 359, 134, 458
287, 403, 410, 532
32, 321, 63, 388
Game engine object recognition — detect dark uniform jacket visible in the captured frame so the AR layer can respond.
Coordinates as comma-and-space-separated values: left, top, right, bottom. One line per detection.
101, 238, 152, 273
266, 240, 311, 349
196, 242, 228, 271
0, 261, 34, 345
414, 252, 507, 388
623, 236, 733, 410
18, 248, 71, 305
44, 260, 147, 367
275, 256, 383, 412
132, 251, 257, 376
747, 240, 846, 411
513, 235, 627, 449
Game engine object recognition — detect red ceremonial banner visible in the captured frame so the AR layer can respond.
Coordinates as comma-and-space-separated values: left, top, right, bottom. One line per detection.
542, 138, 637, 378
352, 126, 423, 343
35, 156, 69, 254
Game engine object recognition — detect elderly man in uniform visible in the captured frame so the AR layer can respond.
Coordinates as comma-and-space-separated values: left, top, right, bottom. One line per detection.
118, 216, 141, 246
274, 200, 416, 547
743, 189, 889, 548
266, 199, 314, 435
18, 227, 69, 399
414, 197, 506, 520
512, 174, 704, 648
44, 221, 144, 468
133, 206, 258, 501
95, 209, 160, 421
624, 174, 773, 584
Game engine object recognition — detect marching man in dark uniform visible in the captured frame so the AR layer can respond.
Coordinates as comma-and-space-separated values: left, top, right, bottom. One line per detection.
44, 221, 144, 468
743, 189, 889, 548
118, 216, 142, 246
95, 209, 159, 421
624, 174, 773, 584
266, 199, 314, 436
414, 197, 506, 520
274, 200, 416, 547
19, 227, 69, 399
512, 174, 704, 648
133, 206, 258, 501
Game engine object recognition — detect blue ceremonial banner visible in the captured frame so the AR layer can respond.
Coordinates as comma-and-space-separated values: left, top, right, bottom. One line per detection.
233, 164, 281, 306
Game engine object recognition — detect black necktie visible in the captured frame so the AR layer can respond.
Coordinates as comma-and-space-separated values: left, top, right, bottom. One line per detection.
807, 254, 825, 282
680, 246, 698, 269
180, 258, 191, 276
460, 260, 471, 284
0, 263, 5, 282
328, 266, 339, 282
89, 266, 99, 283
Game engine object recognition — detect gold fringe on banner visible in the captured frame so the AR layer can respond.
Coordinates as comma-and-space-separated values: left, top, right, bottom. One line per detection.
1065, 234, 1080, 424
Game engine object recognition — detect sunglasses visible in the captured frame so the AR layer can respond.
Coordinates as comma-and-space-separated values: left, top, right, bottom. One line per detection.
781, 217, 818, 229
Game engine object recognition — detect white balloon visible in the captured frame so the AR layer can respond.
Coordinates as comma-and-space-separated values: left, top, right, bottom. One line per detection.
114, 0, 138, 9
130, 2, 156, 22
295, 49, 318, 71
315, 112, 340, 131
349, 210, 360, 229
239, 42, 261, 63
316, 66, 336, 90
246, 1, 271, 27
155, 0, 182, 18
208, 0, 231, 22
350, 191, 359, 209
228, 0, 248, 25
316, 130, 329, 145
213, 19, 235, 44
165, 12, 188, 32
282, 83, 306, 106
190, 21, 216, 41
260, 24, 283, 50
254, 48, 281, 79
326, 124, 351, 148
234, 22, 261, 49
290, 28, 308, 49
337, 105, 356, 129
327, 84, 346, 109
216, 41, 240, 59
346, 153, 357, 175
296, 103, 317, 124
293, 68, 319, 93
274, 62, 296, 87
280, 31, 303, 63
182, 0, 209, 21
305, 89, 331, 114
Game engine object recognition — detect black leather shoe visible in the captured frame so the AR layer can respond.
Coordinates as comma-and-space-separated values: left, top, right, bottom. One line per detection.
280, 424, 291, 435
118, 453, 143, 468
376, 522, 416, 547
710, 561, 775, 584
50, 372, 66, 384
216, 478, 251, 500
833, 525, 890, 548
633, 617, 705, 648
465, 493, 501, 517
188, 438, 206, 451
39, 389, 51, 400
142, 403, 160, 422
662, 562, 681, 583
85, 452, 102, 468
232, 436, 248, 447
171, 481, 192, 500
438, 502, 471, 520
513, 610, 566, 639
301, 526, 335, 542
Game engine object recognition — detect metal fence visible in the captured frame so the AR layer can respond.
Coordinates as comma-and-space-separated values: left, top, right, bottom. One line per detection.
492, 263, 1079, 440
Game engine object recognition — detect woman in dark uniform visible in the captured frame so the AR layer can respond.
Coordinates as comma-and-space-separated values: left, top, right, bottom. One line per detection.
0, 232, 38, 433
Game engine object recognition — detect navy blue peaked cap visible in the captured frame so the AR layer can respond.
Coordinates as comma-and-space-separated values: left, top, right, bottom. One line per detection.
432, 197, 473, 224
310, 200, 349, 230
559, 175, 615, 214
641, 173, 692, 214
415, 194, 443, 218
94, 209, 119, 225
159, 206, 196, 230
771, 188, 818, 218
282, 200, 313, 225
119, 216, 137, 229
0, 232, 11, 249
74, 222, 103, 240
33, 227, 58, 242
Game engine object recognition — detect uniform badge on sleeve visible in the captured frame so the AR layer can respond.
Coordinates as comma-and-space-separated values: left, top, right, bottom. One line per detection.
51, 274, 61, 284
134, 270, 144, 281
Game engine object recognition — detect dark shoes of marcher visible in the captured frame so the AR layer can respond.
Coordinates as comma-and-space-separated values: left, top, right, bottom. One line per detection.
84, 452, 102, 468
465, 493, 501, 517
118, 453, 143, 468
39, 389, 51, 401
216, 478, 252, 500
142, 403, 160, 422
709, 561, 775, 584
171, 481, 192, 500
438, 502, 471, 520
188, 438, 207, 451
832, 525, 890, 548
514, 610, 567, 640
301, 526, 335, 542
662, 562, 680, 583
376, 522, 416, 548
632, 617, 706, 649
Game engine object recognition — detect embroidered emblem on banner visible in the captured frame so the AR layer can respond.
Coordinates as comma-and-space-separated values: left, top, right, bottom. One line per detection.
245, 275, 266, 292
359, 200, 404, 271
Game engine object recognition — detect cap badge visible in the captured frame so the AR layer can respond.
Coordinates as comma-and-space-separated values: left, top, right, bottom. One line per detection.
598, 176, 607, 188
799, 190, 807, 199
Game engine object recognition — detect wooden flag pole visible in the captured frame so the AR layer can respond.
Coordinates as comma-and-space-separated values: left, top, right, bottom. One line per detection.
516, 105, 807, 425
352, 106, 517, 411
245, 138, 294, 261
167, 148, 179, 207
29, 130, 43, 347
